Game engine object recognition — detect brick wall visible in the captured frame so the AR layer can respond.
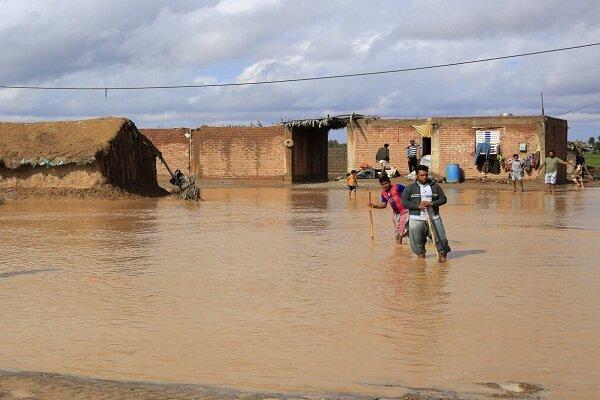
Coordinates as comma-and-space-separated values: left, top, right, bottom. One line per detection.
436, 119, 544, 180
192, 125, 290, 180
328, 147, 347, 177
348, 116, 564, 180
140, 128, 190, 178
348, 118, 428, 174
544, 117, 569, 183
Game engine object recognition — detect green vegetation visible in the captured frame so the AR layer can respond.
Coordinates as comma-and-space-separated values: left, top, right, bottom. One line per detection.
583, 152, 600, 168
328, 139, 347, 148
587, 136, 600, 151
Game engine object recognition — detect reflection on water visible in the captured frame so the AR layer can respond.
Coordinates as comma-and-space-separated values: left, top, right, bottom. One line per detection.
0, 268, 61, 279
289, 189, 330, 232
1, 187, 599, 399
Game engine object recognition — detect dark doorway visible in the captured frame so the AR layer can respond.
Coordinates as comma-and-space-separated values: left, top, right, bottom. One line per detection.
291, 127, 328, 182
422, 137, 431, 156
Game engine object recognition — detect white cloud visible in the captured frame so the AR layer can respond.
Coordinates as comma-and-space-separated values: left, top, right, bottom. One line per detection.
0, 0, 599, 139
214, 0, 280, 14
0, 88, 21, 101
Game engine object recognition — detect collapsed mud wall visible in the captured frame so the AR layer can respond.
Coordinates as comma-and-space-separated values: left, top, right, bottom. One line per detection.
0, 118, 167, 198
97, 127, 164, 195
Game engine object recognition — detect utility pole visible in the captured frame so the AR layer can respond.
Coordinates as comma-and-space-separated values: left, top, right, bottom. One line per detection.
541, 92, 545, 116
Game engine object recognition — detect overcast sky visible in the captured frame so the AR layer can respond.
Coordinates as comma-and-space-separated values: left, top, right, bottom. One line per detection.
1, 0, 599, 140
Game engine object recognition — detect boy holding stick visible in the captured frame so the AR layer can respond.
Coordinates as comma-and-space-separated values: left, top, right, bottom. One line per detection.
368, 175, 409, 245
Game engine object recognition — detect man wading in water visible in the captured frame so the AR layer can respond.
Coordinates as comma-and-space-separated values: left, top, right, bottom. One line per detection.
401, 165, 451, 262
538, 150, 571, 195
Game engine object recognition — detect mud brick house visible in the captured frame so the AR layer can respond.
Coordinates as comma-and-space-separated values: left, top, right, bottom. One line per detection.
0, 118, 165, 195
190, 116, 364, 182
191, 125, 290, 180
347, 115, 568, 182
140, 128, 191, 179
147, 114, 567, 183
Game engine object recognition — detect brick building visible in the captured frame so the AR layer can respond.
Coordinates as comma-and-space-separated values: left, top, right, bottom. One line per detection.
191, 124, 329, 182
140, 128, 190, 179
141, 114, 568, 184
347, 115, 568, 182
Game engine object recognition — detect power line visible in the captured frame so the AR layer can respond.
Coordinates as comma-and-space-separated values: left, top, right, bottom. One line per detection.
1, 42, 600, 91
556, 99, 600, 116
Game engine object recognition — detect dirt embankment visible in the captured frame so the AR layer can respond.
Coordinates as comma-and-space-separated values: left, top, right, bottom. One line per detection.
0, 370, 545, 400
0, 185, 165, 201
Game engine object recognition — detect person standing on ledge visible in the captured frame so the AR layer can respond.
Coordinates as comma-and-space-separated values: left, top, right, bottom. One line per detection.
406, 139, 420, 173
401, 165, 451, 262
538, 150, 571, 194
375, 143, 390, 171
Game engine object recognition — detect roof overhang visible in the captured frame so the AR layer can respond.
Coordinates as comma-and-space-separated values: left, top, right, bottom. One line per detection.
283, 113, 377, 130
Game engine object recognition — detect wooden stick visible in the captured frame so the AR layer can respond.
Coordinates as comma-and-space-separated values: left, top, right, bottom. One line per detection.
368, 192, 375, 247
425, 207, 441, 260
158, 153, 183, 191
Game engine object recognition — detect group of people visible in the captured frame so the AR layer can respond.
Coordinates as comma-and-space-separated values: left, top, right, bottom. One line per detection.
375, 141, 421, 173
351, 148, 587, 264
508, 150, 584, 194
369, 165, 451, 263
347, 140, 421, 198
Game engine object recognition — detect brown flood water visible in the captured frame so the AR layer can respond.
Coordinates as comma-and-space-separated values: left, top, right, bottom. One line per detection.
1, 187, 599, 399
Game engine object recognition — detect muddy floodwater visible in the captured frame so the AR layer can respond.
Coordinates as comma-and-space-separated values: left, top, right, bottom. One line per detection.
1, 187, 599, 399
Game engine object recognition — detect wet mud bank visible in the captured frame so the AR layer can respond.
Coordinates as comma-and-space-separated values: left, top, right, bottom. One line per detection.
0, 184, 168, 201
0, 370, 544, 400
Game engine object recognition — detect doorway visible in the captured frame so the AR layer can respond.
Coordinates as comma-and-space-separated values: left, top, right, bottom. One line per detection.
291, 127, 328, 182
422, 137, 432, 156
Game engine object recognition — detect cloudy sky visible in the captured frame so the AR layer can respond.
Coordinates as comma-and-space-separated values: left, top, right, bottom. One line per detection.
1, 0, 599, 140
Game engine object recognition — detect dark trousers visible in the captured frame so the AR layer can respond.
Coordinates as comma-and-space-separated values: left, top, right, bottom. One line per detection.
408, 157, 418, 173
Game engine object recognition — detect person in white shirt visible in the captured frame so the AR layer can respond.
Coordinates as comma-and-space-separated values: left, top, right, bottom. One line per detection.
400, 165, 451, 262
510, 154, 525, 192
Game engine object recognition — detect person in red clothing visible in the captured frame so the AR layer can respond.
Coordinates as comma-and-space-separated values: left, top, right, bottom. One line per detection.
369, 175, 409, 244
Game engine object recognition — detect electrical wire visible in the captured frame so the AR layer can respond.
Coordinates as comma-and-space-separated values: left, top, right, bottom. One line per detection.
556, 99, 600, 116
1, 42, 599, 91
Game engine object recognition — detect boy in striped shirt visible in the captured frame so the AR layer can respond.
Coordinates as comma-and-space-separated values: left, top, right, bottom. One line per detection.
406, 140, 420, 173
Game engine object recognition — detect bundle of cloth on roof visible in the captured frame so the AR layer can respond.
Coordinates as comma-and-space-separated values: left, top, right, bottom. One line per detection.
411, 118, 437, 137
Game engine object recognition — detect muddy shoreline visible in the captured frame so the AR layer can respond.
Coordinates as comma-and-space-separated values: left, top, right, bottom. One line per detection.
0, 369, 544, 400
0, 185, 170, 201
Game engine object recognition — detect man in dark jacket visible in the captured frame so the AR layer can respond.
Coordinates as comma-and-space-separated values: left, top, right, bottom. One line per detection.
400, 165, 451, 262
375, 143, 390, 171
